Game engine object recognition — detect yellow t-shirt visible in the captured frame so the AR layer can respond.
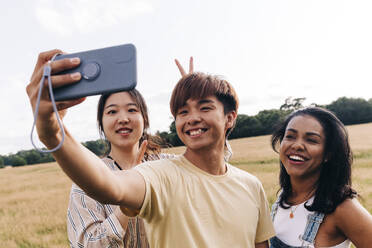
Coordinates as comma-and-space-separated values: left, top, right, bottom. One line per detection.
134, 155, 275, 248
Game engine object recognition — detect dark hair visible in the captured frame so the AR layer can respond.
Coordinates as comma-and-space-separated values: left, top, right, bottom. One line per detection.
170, 72, 239, 138
271, 107, 357, 214
97, 89, 161, 160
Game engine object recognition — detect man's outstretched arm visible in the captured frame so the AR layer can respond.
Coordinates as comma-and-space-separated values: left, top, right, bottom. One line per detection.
26, 50, 145, 210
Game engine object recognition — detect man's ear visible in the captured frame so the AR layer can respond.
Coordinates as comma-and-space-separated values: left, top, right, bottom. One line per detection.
226, 111, 237, 129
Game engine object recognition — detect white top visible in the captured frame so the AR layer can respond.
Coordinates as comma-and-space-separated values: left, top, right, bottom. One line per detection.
273, 197, 351, 248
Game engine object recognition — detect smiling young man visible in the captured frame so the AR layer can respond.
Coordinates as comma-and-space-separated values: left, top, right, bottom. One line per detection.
27, 52, 274, 248
131, 73, 275, 247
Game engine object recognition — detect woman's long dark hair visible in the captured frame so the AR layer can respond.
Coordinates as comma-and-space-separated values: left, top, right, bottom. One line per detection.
271, 107, 357, 214
97, 89, 161, 160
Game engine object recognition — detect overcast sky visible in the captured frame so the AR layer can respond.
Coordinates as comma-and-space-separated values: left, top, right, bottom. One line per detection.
2, 0, 372, 155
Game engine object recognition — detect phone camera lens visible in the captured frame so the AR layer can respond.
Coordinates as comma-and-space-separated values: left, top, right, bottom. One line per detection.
83, 62, 100, 80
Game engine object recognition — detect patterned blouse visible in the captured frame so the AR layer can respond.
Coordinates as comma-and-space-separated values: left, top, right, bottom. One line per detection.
67, 154, 174, 248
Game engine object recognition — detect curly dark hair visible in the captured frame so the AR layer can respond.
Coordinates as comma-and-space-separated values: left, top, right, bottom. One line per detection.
271, 107, 357, 214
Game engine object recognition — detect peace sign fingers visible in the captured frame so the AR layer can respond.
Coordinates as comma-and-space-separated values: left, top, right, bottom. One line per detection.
175, 57, 194, 77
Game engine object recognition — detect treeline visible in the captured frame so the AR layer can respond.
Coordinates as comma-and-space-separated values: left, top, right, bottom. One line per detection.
156, 96, 372, 146
1, 96, 372, 167
0, 140, 107, 168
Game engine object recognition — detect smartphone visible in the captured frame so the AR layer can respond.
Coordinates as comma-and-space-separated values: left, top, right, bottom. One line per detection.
53, 44, 137, 101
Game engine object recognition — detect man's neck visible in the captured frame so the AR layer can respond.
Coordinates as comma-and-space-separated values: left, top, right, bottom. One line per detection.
183, 147, 226, 175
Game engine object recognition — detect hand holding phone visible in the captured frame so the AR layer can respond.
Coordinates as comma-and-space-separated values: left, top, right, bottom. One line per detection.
53, 44, 137, 101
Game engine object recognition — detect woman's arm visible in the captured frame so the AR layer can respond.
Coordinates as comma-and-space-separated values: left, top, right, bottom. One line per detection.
26, 50, 146, 209
334, 198, 372, 248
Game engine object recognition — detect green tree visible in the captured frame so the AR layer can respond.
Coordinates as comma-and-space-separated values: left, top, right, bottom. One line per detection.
168, 121, 184, 146
16, 150, 42, 165
9, 155, 27, 166
83, 140, 107, 156
38, 152, 55, 163
0, 156, 4, 168
230, 115, 261, 139
3, 155, 11, 165
256, 109, 284, 134
327, 97, 372, 125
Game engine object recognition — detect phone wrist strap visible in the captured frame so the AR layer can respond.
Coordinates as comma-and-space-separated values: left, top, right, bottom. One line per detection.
30, 56, 66, 153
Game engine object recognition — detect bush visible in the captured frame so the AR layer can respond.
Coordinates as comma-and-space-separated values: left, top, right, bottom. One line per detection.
9, 155, 27, 166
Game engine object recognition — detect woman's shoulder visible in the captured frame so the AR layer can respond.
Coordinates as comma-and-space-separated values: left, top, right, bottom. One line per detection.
330, 197, 372, 246
329, 197, 371, 232
323, 198, 359, 227
333, 197, 360, 217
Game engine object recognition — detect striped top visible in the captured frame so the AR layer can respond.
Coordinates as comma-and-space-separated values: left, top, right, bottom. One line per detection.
67, 154, 174, 248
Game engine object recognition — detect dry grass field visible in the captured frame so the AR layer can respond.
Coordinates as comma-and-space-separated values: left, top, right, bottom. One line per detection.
1, 123, 372, 247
